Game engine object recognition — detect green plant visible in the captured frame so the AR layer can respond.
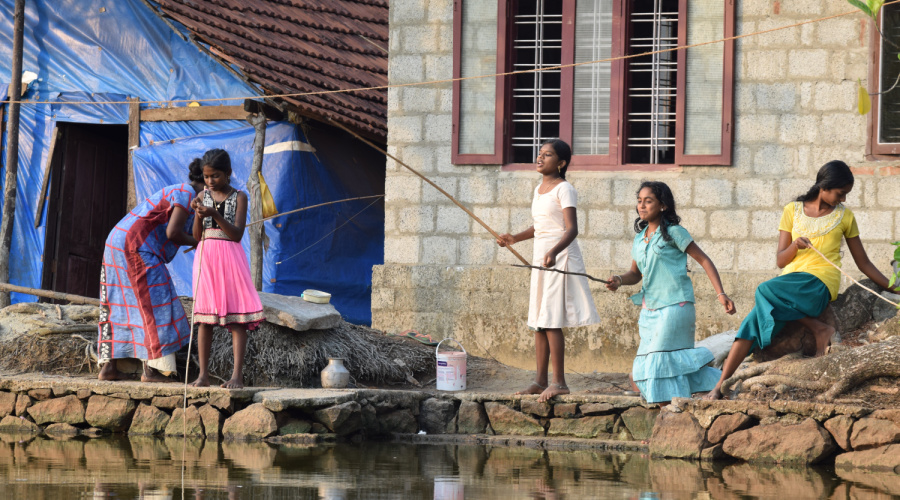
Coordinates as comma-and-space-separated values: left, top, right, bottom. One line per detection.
890, 241, 900, 293
849, 0, 900, 114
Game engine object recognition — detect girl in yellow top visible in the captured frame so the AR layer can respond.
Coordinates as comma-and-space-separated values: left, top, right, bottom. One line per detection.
707, 160, 897, 400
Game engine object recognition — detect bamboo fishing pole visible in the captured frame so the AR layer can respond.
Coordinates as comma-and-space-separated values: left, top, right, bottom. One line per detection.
327, 118, 531, 266
246, 194, 384, 227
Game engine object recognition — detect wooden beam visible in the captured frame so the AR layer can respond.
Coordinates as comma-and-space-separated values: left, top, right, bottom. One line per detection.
34, 126, 61, 228
0, 282, 100, 306
127, 98, 140, 210
247, 113, 266, 291
140, 105, 248, 122
243, 99, 283, 122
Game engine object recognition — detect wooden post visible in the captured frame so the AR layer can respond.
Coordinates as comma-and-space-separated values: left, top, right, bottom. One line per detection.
247, 112, 266, 291
34, 126, 59, 227
0, 0, 26, 308
126, 98, 140, 210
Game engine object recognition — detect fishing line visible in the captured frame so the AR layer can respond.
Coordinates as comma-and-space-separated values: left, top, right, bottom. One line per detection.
276, 196, 383, 265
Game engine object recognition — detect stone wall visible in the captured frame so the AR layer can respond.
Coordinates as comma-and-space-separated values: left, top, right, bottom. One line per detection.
376, 0, 900, 371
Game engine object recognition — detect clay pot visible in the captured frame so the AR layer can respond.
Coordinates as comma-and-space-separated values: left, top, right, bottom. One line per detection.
321, 358, 350, 388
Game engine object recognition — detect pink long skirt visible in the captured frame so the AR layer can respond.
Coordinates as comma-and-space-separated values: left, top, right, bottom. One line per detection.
192, 235, 264, 330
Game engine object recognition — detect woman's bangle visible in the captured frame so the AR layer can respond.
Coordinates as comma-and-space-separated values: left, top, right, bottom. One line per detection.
717, 292, 727, 297
614, 275, 622, 285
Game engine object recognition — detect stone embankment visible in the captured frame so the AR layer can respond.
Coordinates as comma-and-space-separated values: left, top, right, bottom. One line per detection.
0, 376, 897, 473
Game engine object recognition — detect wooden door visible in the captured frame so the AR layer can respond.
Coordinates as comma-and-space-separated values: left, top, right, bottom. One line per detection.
43, 124, 127, 298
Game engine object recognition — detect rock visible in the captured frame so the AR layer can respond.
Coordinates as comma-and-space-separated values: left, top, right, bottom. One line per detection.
756, 306, 837, 361
547, 416, 615, 438
85, 395, 137, 431
649, 411, 708, 459
457, 401, 489, 434
870, 409, 900, 424
701, 443, 728, 461
258, 291, 342, 331
198, 404, 223, 439
15, 395, 32, 416
165, 406, 204, 437
278, 418, 313, 435
314, 401, 363, 435
76, 389, 92, 400
708, 413, 755, 445
612, 417, 633, 441
520, 400, 551, 417
553, 403, 578, 418
484, 402, 544, 436
208, 392, 232, 410
696, 330, 737, 369
835, 443, 900, 472
223, 403, 278, 440
0, 415, 39, 434
51, 387, 72, 397
82, 427, 104, 437
621, 407, 659, 441
872, 291, 900, 323
0, 392, 15, 417
417, 398, 456, 435
723, 418, 835, 464
27, 395, 85, 425
871, 317, 900, 341
849, 417, 900, 450
27, 388, 52, 401
831, 279, 878, 332
310, 422, 329, 434
371, 409, 418, 435
579, 402, 614, 416
151, 396, 184, 409
824, 415, 855, 450
128, 404, 170, 436
44, 423, 80, 436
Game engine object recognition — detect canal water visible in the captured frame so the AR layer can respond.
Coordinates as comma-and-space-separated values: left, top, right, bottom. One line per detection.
0, 435, 896, 499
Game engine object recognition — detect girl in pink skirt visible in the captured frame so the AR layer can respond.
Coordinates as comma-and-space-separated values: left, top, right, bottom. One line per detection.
189, 149, 264, 389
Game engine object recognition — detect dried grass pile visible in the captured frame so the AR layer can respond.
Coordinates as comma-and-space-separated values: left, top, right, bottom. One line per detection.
0, 302, 98, 375
205, 321, 436, 388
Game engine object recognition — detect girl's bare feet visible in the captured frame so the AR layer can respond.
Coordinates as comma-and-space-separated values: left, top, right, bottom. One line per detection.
811, 324, 835, 357
704, 387, 728, 400
98, 362, 128, 381
188, 376, 210, 387
538, 383, 569, 403
515, 382, 547, 395
220, 378, 244, 389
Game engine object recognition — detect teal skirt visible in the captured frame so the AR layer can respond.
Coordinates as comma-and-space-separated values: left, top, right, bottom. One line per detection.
632, 302, 721, 404
735, 272, 830, 350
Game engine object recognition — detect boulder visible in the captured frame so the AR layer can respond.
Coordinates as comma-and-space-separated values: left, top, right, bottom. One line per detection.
258, 291, 342, 331
520, 400, 551, 417
849, 418, 900, 450
579, 402, 614, 416
835, 443, 900, 472
484, 402, 544, 437
165, 406, 204, 437
278, 418, 313, 435
723, 418, 835, 464
649, 411, 708, 459
15, 394, 32, 416
872, 291, 900, 323
0, 415, 39, 434
621, 406, 659, 441
547, 415, 615, 438
198, 404, 224, 439
314, 401, 363, 436
417, 398, 457, 434
223, 403, 278, 440
831, 279, 878, 332
707, 413, 755, 445
457, 401, 489, 434
824, 415, 855, 450
27, 388, 52, 401
151, 396, 184, 409
553, 403, 578, 418
27, 395, 85, 425
128, 404, 170, 435
85, 395, 137, 431
44, 423, 80, 436
0, 392, 15, 417
371, 409, 418, 435
76, 389, 92, 400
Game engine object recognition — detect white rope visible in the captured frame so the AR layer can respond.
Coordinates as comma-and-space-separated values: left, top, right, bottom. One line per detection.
806, 245, 899, 308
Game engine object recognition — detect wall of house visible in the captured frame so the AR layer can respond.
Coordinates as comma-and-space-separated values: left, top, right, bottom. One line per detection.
375, 0, 900, 372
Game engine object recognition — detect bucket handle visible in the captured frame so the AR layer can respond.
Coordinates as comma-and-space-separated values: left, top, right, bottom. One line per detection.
436, 338, 467, 357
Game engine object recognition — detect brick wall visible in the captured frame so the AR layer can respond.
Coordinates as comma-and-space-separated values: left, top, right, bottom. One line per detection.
377, 0, 900, 372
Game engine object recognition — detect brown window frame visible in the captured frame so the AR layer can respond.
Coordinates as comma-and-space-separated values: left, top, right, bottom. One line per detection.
866, 6, 900, 158
451, 0, 735, 170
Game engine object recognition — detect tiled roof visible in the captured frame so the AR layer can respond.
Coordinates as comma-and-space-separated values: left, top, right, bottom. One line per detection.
151, 0, 388, 141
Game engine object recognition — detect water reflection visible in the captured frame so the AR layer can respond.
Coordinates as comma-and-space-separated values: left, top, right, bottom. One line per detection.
0, 435, 895, 499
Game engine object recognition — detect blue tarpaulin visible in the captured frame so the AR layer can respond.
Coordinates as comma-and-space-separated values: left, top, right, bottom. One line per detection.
0, 0, 384, 324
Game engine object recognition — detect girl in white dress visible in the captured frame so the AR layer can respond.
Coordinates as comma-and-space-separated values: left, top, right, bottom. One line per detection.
497, 139, 600, 402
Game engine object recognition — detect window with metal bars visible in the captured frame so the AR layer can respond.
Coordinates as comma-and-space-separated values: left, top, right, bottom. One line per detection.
451, 0, 735, 169
868, 2, 900, 157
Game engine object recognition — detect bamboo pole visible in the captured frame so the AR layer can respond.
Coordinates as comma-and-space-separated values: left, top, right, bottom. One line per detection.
326, 118, 530, 266
246, 194, 384, 227
0, 0, 26, 308
0, 282, 101, 306
247, 113, 266, 291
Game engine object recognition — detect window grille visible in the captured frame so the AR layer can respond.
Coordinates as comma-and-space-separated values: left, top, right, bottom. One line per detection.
626, 0, 679, 164
510, 0, 563, 164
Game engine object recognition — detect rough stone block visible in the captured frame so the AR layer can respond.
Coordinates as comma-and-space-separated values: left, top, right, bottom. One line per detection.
128, 404, 170, 436
28, 395, 85, 426
224, 403, 279, 439
547, 415, 615, 438
0, 415, 39, 434
457, 401, 489, 434
520, 400, 551, 418
199, 404, 224, 439
278, 418, 312, 436
484, 402, 544, 436
165, 406, 204, 437
85, 395, 137, 432
824, 415, 855, 450
850, 418, 900, 450
44, 423, 80, 436
707, 413, 756, 445
834, 443, 900, 472
723, 418, 835, 464
373, 409, 418, 435
418, 398, 457, 434
621, 406, 660, 441
0, 392, 15, 418
28, 389, 52, 401
649, 411, 707, 459
553, 403, 578, 418
579, 402, 614, 416
151, 396, 183, 409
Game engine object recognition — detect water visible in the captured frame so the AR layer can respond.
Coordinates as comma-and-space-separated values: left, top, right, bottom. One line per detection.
0, 434, 896, 499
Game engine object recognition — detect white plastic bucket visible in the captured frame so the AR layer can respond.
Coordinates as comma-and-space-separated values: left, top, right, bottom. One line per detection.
436, 338, 467, 391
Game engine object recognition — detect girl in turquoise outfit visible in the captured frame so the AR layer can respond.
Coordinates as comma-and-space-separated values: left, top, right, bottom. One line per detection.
606, 181, 736, 405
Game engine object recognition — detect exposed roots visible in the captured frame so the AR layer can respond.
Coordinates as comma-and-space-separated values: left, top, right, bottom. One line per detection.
721, 336, 900, 402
